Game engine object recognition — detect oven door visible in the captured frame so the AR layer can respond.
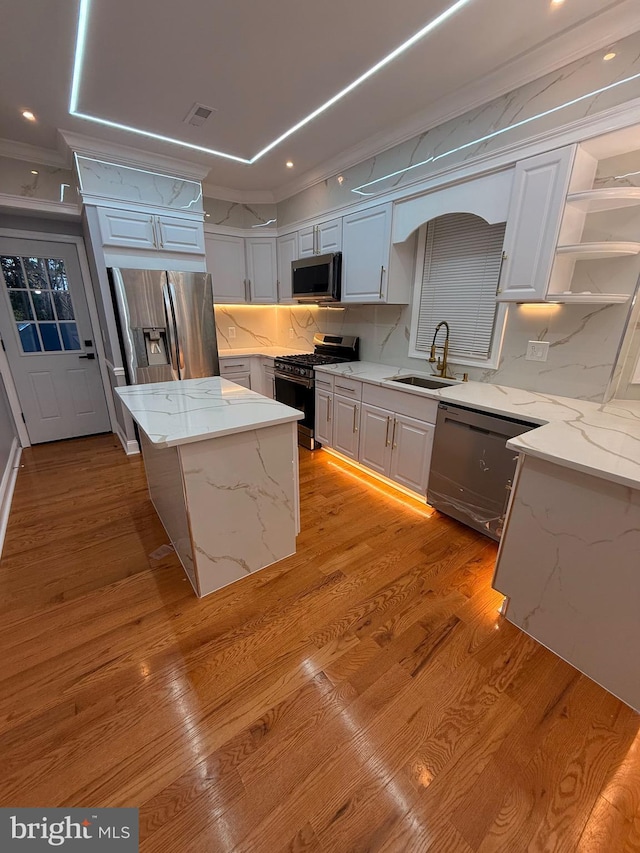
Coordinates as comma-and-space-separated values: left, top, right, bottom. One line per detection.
274, 371, 315, 449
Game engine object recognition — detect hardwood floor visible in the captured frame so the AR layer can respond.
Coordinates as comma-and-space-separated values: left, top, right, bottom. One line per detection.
0, 434, 638, 852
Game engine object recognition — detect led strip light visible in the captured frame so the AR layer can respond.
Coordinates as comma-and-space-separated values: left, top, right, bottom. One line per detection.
69, 0, 475, 164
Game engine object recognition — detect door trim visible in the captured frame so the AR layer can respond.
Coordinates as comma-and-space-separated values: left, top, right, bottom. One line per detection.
0, 437, 21, 558
0, 230, 117, 446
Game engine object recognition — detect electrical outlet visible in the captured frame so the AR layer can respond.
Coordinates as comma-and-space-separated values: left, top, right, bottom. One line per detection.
526, 341, 549, 362
228, 326, 236, 339
289, 328, 295, 339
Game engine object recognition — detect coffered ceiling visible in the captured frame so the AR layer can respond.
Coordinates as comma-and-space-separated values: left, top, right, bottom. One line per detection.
1, 0, 640, 199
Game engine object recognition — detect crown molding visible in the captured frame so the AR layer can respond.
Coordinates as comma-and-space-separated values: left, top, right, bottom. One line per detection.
58, 130, 211, 181
0, 138, 70, 169
200, 183, 276, 204
271, 3, 640, 201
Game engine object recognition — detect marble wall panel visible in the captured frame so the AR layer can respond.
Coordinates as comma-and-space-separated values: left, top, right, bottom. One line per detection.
203, 197, 277, 229
75, 156, 203, 211
0, 156, 77, 204
277, 30, 640, 226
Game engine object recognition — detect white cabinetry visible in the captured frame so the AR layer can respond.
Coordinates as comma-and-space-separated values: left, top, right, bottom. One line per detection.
97, 207, 204, 254
499, 147, 576, 302
332, 395, 360, 460
205, 232, 277, 304
276, 232, 298, 302
315, 388, 333, 446
342, 204, 392, 303
359, 404, 393, 475
299, 219, 342, 257
219, 356, 252, 389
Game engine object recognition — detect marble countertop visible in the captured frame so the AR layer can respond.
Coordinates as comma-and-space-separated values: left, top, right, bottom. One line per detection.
315, 361, 640, 490
219, 347, 312, 358
116, 377, 303, 448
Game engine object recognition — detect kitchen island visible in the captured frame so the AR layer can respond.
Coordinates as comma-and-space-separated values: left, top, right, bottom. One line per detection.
116, 377, 303, 597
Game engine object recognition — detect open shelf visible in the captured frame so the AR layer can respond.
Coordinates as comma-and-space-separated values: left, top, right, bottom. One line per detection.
565, 188, 640, 212
556, 242, 640, 260
546, 292, 630, 304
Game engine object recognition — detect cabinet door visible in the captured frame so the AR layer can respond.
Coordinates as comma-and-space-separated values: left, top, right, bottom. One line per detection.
246, 237, 278, 303
298, 227, 316, 257
205, 233, 247, 303
499, 146, 575, 302
341, 204, 392, 303
389, 414, 434, 496
225, 372, 251, 389
97, 208, 157, 250
332, 394, 360, 460
318, 218, 342, 253
276, 232, 298, 302
359, 403, 393, 476
315, 389, 332, 446
156, 215, 205, 254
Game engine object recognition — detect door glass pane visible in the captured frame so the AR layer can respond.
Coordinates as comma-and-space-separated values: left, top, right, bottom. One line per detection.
23, 257, 49, 290
32, 291, 54, 321
39, 323, 62, 351
60, 322, 80, 351
1, 256, 26, 288
52, 291, 74, 320
46, 259, 69, 291
9, 290, 33, 321
17, 322, 41, 352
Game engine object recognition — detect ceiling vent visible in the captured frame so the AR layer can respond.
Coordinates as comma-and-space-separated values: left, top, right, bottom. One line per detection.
184, 103, 216, 127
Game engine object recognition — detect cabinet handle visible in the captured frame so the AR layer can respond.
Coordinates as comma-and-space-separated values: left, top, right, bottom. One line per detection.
223, 363, 245, 368
496, 251, 507, 295
353, 404, 359, 433
151, 218, 159, 248
379, 266, 385, 299
156, 217, 164, 248
385, 415, 391, 447
244, 278, 251, 302
335, 384, 355, 393
314, 225, 318, 254
327, 396, 332, 421
391, 417, 398, 449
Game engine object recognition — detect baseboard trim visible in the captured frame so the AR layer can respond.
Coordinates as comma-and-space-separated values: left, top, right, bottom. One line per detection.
0, 438, 22, 558
114, 424, 140, 456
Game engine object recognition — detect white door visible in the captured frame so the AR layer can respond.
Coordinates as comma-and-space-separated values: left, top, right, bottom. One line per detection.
341, 204, 391, 302
245, 238, 278, 303
332, 394, 359, 460
315, 389, 332, 446
205, 233, 247, 302
298, 227, 316, 257
359, 403, 393, 476
277, 232, 298, 302
317, 219, 342, 254
156, 215, 205, 254
389, 414, 435, 496
97, 207, 157, 250
0, 238, 110, 444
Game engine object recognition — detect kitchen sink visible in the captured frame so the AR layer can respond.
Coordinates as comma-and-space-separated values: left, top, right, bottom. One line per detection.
388, 375, 456, 390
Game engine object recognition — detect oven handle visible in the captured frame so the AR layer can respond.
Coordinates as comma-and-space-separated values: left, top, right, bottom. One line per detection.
274, 371, 313, 389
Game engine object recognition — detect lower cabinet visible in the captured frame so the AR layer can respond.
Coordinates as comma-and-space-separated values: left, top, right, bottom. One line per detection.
219, 356, 252, 389
315, 376, 437, 498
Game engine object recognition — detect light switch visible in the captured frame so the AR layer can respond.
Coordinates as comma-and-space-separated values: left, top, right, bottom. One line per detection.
228, 326, 236, 339
526, 341, 550, 362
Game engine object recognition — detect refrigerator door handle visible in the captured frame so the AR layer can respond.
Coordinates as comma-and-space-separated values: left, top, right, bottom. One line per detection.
162, 282, 181, 377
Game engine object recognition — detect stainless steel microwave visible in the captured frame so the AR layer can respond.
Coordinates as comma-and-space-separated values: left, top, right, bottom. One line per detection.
292, 252, 341, 302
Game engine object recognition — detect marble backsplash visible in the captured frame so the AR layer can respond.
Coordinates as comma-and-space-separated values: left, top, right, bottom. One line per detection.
203, 197, 277, 229
277, 29, 640, 227
214, 298, 633, 402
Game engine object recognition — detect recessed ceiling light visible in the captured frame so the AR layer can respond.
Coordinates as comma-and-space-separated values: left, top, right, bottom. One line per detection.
550, 0, 565, 6
22, 110, 36, 121
286, 161, 294, 169
337, 175, 345, 185
31, 169, 39, 175
603, 52, 617, 61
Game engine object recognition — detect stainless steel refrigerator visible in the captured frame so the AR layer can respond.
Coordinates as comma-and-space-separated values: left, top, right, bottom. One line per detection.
108, 268, 219, 385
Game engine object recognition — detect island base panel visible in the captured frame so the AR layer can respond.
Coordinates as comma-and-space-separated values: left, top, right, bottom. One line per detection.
494, 454, 640, 712
140, 432, 198, 594
179, 422, 299, 597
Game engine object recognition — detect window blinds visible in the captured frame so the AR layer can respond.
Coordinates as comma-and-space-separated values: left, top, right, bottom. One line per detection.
415, 213, 506, 360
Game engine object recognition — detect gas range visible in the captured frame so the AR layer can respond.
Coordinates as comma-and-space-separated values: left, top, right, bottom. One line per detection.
274, 334, 359, 449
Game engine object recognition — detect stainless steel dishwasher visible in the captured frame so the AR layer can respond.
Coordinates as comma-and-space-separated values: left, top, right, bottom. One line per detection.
427, 402, 537, 541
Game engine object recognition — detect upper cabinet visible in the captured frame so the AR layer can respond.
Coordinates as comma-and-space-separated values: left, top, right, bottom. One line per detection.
499, 144, 639, 304
97, 207, 205, 255
276, 231, 298, 302
205, 232, 277, 304
299, 218, 342, 257
341, 203, 412, 304
498, 147, 576, 302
